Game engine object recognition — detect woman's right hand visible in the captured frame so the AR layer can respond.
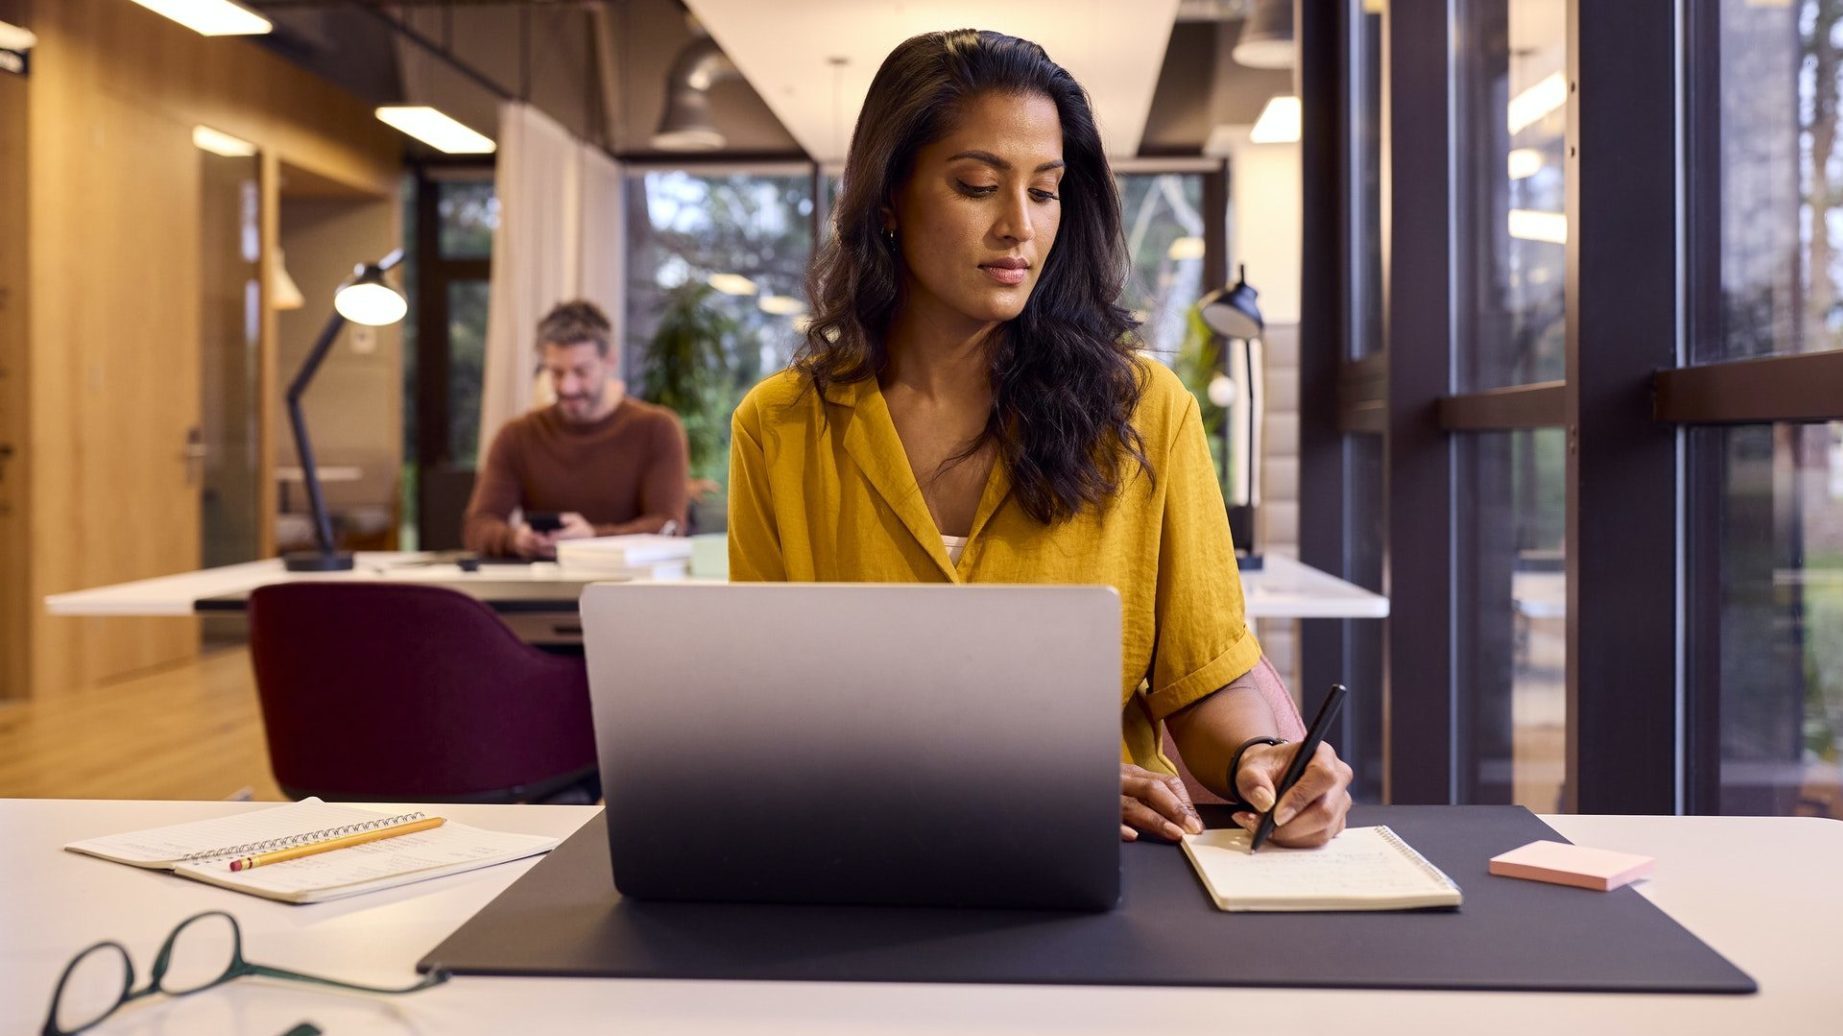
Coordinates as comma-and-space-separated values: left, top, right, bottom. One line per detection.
1120, 763, 1204, 842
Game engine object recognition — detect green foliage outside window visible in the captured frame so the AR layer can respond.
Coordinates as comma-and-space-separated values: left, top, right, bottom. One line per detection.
637, 283, 738, 483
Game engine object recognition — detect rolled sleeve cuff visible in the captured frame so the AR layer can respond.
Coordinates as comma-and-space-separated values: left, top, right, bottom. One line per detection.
1143, 629, 1265, 722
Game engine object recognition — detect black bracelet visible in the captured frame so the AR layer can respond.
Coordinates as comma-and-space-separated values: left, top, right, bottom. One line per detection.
1224, 736, 1287, 810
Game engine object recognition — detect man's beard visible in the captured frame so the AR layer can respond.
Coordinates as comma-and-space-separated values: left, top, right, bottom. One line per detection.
558, 389, 602, 420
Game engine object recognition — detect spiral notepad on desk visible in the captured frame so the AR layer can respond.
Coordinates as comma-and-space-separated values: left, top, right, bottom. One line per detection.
1180, 825, 1463, 912
65, 798, 557, 904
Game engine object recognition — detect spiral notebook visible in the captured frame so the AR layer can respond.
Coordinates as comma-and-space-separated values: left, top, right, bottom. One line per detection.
1180, 825, 1463, 912
65, 799, 558, 904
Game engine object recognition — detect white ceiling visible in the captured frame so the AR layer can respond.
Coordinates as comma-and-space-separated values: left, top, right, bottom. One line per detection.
683, 0, 1183, 163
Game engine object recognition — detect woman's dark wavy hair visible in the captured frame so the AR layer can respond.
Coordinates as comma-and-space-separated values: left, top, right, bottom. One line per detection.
795, 29, 1150, 525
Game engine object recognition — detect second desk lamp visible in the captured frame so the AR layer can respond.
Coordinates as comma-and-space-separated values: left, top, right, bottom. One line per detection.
283, 249, 408, 572
1197, 264, 1264, 570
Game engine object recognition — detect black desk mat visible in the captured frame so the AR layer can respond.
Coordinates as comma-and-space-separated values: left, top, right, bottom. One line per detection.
420, 805, 1755, 994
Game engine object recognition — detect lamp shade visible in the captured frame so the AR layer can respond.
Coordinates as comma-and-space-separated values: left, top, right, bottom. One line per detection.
271, 248, 305, 311
1198, 265, 1264, 340
333, 267, 406, 326
1233, 0, 1295, 70
654, 87, 725, 151
654, 33, 731, 151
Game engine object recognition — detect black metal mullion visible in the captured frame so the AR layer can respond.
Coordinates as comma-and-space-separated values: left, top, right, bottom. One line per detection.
1300, 0, 1351, 752
1383, 0, 1460, 804
1680, 0, 1725, 816
1566, 0, 1684, 814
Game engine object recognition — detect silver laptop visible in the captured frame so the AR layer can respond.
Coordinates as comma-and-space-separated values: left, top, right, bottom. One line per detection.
580, 582, 1122, 911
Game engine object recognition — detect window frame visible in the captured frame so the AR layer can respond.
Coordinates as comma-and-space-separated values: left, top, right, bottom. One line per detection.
1308, 0, 1843, 814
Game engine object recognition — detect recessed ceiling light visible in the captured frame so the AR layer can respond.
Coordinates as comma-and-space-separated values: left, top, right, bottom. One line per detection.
125, 0, 271, 37
375, 107, 496, 155
1250, 96, 1301, 144
192, 125, 256, 158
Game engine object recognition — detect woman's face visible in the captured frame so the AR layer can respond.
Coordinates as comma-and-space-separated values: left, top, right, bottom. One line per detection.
888, 90, 1065, 328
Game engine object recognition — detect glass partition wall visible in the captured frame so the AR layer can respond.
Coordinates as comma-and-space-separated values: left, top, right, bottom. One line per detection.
1304, 0, 1843, 815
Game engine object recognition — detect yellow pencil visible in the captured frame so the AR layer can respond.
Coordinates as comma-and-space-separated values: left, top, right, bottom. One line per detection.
228, 817, 446, 871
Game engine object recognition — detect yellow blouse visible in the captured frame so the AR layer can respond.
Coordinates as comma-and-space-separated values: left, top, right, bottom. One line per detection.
726, 359, 1264, 774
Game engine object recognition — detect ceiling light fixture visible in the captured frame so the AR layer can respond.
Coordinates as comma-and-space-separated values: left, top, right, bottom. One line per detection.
1232, 0, 1295, 69
375, 107, 496, 155
0, 19, 37, 51
654, 18, 736, 151
1250, 96, 1301, 144
125, 0, 271, 37
192, 125, 256, 158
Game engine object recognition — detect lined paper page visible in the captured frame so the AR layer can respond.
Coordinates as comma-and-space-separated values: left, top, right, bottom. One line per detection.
1181, 826, 1462, 911
66, 799, 390, 868
174, 822, 557, 902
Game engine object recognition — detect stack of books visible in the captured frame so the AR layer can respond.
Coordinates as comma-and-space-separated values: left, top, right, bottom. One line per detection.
555, 534, 694, 580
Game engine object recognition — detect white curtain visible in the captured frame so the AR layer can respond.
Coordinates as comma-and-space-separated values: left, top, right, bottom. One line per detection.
477, 102, 626, 462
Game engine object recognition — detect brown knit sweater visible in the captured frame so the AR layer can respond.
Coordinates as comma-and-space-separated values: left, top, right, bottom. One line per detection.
463, 399, 689, 556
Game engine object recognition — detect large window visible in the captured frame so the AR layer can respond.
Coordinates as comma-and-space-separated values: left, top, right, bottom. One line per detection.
1446, 0, 1570, 809
1457, 0, 1567, 390
1331, 0, 1843, 815
1706, 423, 1843, 817
1682, 3, 1843, 819
407, 168, 496, 549
1711, 0, 1843, 361
1117, 170, 1209, 363
624, 167, 816, 492
1458, 429, 1567, 810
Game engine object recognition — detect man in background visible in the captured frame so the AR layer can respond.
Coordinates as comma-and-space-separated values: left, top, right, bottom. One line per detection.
464, 300, 689, 558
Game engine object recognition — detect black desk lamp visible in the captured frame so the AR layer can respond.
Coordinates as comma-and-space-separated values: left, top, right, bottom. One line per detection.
1197, 264, 1265, 570
283, 249, 407, 572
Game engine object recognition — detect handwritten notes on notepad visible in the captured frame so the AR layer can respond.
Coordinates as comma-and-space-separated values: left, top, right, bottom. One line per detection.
1180, 826, 1463, 912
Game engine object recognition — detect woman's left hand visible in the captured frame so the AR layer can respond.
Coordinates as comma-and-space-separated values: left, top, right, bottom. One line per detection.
1229, 741, 1354, 848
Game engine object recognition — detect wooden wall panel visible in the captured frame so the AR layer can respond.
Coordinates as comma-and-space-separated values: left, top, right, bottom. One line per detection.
22, 0, 402, 698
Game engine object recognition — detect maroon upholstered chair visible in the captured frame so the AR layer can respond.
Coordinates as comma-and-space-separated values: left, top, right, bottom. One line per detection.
1163, 655, 1308, 805
247, 583, 598, 803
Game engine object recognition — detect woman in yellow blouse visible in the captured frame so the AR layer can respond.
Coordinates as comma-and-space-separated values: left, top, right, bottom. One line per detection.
729, 29, 1353, 846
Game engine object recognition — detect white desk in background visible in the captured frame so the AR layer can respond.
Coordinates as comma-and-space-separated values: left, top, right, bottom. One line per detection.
274, 465, 363, 515
43, 553, 610, 646
44, 547, 1387, 646
0, 799, 1835, 1034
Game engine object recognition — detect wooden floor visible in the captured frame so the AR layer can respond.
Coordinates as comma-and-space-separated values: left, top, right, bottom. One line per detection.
0, 647, 285, 801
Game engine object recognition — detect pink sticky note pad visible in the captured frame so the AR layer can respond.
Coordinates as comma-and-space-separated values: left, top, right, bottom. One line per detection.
1489, 840, 1655, 892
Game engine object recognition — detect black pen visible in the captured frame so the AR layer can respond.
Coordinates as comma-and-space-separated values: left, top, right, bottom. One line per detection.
1250, 683, 1348, 852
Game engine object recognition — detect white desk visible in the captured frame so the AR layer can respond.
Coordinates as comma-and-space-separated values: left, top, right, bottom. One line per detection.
1, 799, 1835, 1034
43, 553, 610, 619
44, 548, 1388, 622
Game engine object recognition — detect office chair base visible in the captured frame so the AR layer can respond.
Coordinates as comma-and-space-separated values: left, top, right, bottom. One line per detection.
283, 550, 356, 572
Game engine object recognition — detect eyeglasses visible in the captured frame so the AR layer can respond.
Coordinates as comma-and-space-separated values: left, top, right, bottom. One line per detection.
42, 910, 449, 1036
